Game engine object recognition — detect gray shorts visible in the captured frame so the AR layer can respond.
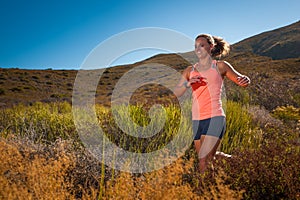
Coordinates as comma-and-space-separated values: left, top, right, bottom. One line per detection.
192, 116, 226, 140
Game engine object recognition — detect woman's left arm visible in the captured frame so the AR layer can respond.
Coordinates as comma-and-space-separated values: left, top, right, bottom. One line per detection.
218, 61, 250, 87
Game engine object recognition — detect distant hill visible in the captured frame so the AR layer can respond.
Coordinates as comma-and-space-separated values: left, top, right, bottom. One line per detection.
231, 20, 300, 60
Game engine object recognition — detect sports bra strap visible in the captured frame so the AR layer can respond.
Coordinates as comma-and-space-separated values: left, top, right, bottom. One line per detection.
212, 60, 217, 69
191, 64, 195, 71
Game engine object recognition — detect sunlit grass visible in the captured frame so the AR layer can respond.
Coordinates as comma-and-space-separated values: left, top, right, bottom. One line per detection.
221, 101, 263, 154
0, 100, 262, 154
0, 101, 75, 142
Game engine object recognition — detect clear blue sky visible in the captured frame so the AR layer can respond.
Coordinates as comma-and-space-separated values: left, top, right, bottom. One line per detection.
1, 0, 299, 69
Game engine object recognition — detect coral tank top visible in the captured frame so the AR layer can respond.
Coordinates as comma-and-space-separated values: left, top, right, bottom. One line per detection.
189, 60, 225, 120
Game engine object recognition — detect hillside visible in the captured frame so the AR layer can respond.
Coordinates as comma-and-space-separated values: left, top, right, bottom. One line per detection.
1, 54, 299, 111
232, 20, 300, 59
0, 21, 299, 111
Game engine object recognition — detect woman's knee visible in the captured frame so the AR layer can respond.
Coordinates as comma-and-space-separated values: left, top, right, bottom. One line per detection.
199, 156, 207, 165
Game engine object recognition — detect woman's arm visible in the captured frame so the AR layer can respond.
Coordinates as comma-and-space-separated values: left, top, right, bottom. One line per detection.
218, 61, 250, 87
173, 66, 192, 97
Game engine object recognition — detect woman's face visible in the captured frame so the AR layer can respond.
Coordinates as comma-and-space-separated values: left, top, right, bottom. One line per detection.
194, 37, 213, 58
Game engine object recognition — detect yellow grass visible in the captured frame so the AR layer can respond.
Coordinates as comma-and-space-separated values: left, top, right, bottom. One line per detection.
0, 139, 75, 200
0, 136, 245, 200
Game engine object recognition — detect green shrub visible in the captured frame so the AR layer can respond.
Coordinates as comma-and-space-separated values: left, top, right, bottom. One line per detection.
272, 105, 300, 122
293, 93, 300, 106
50, 93, 67, 98
10, 87, 23, 92
226, 84, 251, 105
0, 88, 4, 95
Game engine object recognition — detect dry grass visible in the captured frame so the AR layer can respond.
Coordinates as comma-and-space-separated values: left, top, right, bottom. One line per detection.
103, 157, 244, 200
0, 136, 244, 200
0, 138, 75, 200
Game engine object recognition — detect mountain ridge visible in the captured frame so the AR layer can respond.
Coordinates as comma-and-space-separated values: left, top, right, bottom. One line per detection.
231, 20, 300, 59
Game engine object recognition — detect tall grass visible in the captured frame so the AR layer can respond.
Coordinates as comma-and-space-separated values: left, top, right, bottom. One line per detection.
104, 103, 191, 153
0, 101, 260, 152
221, 101, 263, 154
0, 102, 75, 142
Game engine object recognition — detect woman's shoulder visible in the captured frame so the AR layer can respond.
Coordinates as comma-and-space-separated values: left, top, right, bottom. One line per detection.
182, 65, 193, 78
216, 60, 228, 66
186, 65, 193, 71
182, 65, 193, 72
216, 60, 231, 75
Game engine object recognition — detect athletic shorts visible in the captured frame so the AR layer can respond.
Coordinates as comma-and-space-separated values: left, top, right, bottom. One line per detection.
192, 116, 226, 140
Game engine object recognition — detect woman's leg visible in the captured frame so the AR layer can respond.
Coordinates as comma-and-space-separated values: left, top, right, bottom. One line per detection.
194, 135, 220, 174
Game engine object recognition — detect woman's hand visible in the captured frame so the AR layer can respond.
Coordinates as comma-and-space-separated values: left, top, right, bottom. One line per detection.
190, 75, 207, 85
237, 75, 250, 87
190, 75, 207, 91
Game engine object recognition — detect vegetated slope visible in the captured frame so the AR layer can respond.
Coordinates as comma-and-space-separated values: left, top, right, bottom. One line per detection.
231, 20, 300, 60
0, 68, 77, 107
225, 53, 300, 110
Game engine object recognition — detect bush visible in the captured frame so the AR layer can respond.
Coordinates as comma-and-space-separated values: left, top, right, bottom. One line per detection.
272, 105, 300, 122
224, 141, 300, 199
0, 88, 4, 95
10, 87, 23, 92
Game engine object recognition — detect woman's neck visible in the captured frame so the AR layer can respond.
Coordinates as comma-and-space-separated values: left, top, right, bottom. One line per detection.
196, 57, 213, 71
